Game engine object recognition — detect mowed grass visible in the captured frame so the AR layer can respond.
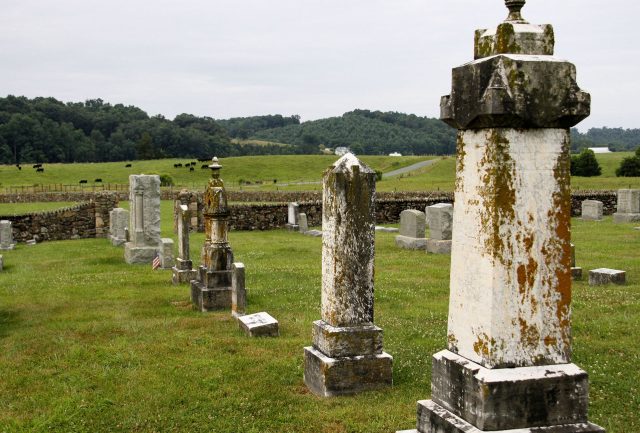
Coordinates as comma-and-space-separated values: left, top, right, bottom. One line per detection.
0, 200, 638, 432
0, 156, 429, 191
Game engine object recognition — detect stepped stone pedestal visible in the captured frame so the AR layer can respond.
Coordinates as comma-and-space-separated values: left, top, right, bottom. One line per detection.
399, 2, 603, 432
304, 154, 392, 397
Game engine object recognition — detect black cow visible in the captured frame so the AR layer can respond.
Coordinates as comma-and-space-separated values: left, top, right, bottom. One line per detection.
17, 166, 21, 170
189, 167, 195, 172
79, 180, 87, 184
177, 163, 183, 167
190, 161, 197, 166
125, 164, 132, 168
32, 164, 42, 169
201, 164, 208, 169
36, 168, 44, 172
95, 178, 102, 182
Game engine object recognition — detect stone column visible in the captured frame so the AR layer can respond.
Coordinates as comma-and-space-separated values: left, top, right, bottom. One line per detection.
124, 175, 161, 264
286, 202, 300, 231
304, 153, 392, 397
191, 158, 235, 311
231, 262, 246, 318
173, 204, 198, 284
404, 2, 604, 432
0, 220, 16, 250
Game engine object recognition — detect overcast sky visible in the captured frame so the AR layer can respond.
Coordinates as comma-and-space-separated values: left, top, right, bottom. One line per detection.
1, 0, 637, 131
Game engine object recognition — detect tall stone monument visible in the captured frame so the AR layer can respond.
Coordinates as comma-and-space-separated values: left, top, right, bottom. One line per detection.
304, 153, 393, 397
613, 189, 640, 223
402, 2, 604, 432
0, 220, 16, 250
109, 208, 129, 246
172, 204, 198, 284
124, 175, 161, 264
191, 157, 235, 311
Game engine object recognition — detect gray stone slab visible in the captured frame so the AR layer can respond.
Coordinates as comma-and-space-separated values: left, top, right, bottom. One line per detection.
304, 229, 323, 237
428, 350, 590, 431
190, 280, 232, 312
109, 208, 129, 246
303, 346, 392, 397
298, 213, 309, 233
160, 238, 174, 269
231, 262, 246, 317
426, 239, 452, 254
581, 200, 603, 221
613, 213, 640, 223
589, 268, 625, 285
375, 226, 399, 233
312, 320, 383, 358
0, 220, 16, 250
238, 312, 279, 337
395, 235, 427, 250
125, 174, 161, 263
172, 267, 198, 285
287, 202, 299, 225
426, 203, 453, 240
615, 189, 640, 214
124, 243, 157, 264
399, 209, 426, 238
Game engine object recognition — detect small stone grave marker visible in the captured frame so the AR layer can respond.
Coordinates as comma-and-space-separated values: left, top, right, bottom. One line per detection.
238, 312, 279, 337
589, 268, 626, 285
581, 200, 603, 221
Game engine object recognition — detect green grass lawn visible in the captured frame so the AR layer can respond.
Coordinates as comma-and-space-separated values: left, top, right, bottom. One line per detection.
0, 203, 637, 432
0, 202, 79, 216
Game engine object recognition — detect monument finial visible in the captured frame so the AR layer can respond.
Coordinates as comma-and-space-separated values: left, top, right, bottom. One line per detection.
505, 0, 527, 23
209, 156, 222, 178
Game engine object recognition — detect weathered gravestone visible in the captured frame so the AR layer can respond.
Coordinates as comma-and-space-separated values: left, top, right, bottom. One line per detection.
124, 175, 161, 264
304, 153, 393, 397
589, 268, 626, 286
109, 208, 129, 247
286, 202, 300, 231
238, 311, 279, 337
582, 200, 603, 221
231, 262, 247, 318
159, 238, 174, 269
425, 203, 453, 254
571, 243, 582, 280
298, 213, 309, 234
172, 204, 198, 284
399, 2, 604, 432
613, 189, 640, 223
0, 220, 16, 250
395, 209, 427, 250
191, 158, 236, 311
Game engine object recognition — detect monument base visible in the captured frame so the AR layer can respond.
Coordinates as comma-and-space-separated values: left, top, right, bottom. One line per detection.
124, 243, 158, 264
0, 244, 15, 251
172, 267, 198, 285
409, 350, 604, 433
190, 281, 232, 311
613, 212, 640, 223
303, 346, 392, 397
426, 239, 451, 254
110, 235, 126, 247
285, 223, 299, 232
395, 235, 427, 250
572, 266, 583, 280
415, 400, 604, 433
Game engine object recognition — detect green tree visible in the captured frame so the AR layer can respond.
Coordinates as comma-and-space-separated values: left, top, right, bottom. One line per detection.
136, 132, 155, 160
616, 147, 640, 177
571, 148, 602, 177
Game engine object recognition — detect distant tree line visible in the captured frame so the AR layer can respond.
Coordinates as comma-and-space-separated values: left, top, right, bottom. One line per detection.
570, 127, 640, 152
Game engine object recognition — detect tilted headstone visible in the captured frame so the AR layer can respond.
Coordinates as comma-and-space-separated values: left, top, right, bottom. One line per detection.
231, 262, 247, 318
191, 158, 235, 311
613, 189, 640, 223
172, 204, 198, 284
425, 203, 453, 254
0, 220, 16, 250
304, 153, 392, 397
571, 243, 582, 280
589, 268, 626, 286
238, 312, 279, 337
286, 202, 300, 231
124, 175, 161, 264
399, 2, 604, 432
109, 208, 129, 247
582, 200, 603, 221
298, 213, 309, 233
395, 209, 427, 250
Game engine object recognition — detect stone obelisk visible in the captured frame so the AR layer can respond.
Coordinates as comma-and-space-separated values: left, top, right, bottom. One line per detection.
401, 1, 604, 432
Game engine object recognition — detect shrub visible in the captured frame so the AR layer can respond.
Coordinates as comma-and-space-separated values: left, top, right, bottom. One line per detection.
159, 174, 174, 186
616, 151, 640, 177
571, 149, 601, 177
374, 170, 383, 181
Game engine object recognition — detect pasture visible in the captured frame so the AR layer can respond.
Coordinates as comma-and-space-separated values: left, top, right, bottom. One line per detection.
0, 201, 638, 432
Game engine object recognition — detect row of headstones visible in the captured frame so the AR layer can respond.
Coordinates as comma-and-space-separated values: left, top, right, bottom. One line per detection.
582, 189, 640, 222
395, 204, 452, 253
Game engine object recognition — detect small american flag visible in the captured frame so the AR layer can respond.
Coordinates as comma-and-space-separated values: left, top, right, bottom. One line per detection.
152, 251, 161, 270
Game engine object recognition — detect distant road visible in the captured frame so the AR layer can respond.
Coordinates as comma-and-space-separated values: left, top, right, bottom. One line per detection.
382, 158, 439, 178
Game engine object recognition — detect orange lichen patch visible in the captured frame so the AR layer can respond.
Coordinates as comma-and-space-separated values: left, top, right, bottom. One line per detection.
544, 335, 558, 347
518, 317, 540, 349
447, 333, 459, 351
473, 333, 494, 358
455, 133, 467, 192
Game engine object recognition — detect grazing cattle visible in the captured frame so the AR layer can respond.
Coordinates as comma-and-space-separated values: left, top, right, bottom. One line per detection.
17, 166, 21, 170
197, 158, 208, 162
36, 168, 44, 172
95, 178, 102, 182
189, 167, 195, 172
177, 163, 183, 167
201, 164, 208, 169
125, 164, 132, 168
32, 164, 42, 169
190, 161, 197, 166
79, 180, 87, 184
173, 164, 178, 168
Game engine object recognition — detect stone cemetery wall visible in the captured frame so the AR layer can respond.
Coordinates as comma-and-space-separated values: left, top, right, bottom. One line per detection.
0, 192, 118, 243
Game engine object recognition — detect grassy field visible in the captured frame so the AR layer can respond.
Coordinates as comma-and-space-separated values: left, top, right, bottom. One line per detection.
0, 202, 79, 216
2, 153, 637, 194
0, 156, 429, 191
0, 200, 637, 432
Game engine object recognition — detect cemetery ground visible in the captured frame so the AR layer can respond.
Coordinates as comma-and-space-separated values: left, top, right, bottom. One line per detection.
1, 153, 638, 194
0, 202, 638, 432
